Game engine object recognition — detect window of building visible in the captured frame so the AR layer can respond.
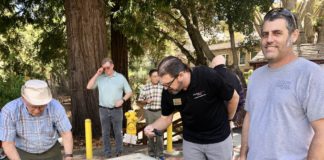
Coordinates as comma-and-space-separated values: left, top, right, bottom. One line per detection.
239, 52, 246, 66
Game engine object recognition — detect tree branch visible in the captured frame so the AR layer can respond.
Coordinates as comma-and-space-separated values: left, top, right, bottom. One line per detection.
154, 28, 196, 64
163, 11, 187, 30
189, 3, 199, 29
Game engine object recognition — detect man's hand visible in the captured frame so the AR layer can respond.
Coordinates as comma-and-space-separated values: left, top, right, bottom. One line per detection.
115, 99, 124, 107
146, 99, 153, 104
64, 157, 73, 160
144, 125, 155, 138
96, 67, 104, 76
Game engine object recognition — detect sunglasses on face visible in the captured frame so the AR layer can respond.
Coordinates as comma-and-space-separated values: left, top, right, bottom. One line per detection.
265, 8, 298, 29
103, 66, 110, 70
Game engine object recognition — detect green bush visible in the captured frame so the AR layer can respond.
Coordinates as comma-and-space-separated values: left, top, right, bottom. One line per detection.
0, 75, 25, 108
243, 69, 253, 84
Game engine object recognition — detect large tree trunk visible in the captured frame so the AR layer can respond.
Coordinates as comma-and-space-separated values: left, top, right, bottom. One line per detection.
111, 1, 131, 128
64, 0, 108, 138
227, 20, 247, 90
111, 29, 131, 113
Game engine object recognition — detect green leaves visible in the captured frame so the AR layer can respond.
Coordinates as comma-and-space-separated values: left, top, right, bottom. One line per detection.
0, 0, 66, 81
0, 74, 25, 108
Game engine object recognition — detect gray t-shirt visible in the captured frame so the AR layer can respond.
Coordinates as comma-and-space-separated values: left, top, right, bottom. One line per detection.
245, 58, 324, 160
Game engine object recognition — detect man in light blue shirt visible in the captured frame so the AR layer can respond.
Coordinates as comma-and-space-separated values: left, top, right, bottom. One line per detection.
87, 58, 132, 158
0, 79, 73, 160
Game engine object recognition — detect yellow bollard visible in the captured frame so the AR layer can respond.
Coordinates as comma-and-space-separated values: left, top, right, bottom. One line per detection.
85, 119, 93, 159
164, 123, 180, 156
166, 124, 173, 152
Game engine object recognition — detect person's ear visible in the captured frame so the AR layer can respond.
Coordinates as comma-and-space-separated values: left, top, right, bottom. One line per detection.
177, 71, 184, 81
291, 29, 299, 43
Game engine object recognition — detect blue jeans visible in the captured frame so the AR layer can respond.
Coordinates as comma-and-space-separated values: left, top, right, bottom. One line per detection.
99, 107, 123, 156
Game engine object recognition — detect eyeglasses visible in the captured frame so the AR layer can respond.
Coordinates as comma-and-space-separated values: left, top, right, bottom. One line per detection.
161, 75, 178, 89
265, 8, 298, 29
103, 66, 110, 70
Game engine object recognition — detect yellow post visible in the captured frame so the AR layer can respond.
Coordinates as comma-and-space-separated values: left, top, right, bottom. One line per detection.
166, 124, 173, 152
85, 119, 93, 159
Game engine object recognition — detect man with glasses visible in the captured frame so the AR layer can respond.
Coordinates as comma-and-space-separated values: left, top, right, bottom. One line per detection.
137, 69, 164, 159
240, 8, 324, 160
144, 56, 239, 160
0, 79, 73, 160
87, 58, 132, 158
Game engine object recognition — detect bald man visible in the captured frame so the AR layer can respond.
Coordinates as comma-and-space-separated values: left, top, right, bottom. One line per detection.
210, 55, 227, 68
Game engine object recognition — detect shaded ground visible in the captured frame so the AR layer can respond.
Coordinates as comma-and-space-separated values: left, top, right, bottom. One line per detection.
73, 140, 184, 160
72, 127, 242, 160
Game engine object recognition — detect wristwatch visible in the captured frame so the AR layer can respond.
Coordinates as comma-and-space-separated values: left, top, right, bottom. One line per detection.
64, 154, 73, 158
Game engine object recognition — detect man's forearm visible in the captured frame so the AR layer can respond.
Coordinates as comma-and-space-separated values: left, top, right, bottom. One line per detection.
151, 114, 173, 131
61, 131, 73, 155
240, 112, 250, 160
136, 100, 147, 106
123, 92, 133, 101
227, 90, 239, 120
3, 141, 21, 160
307, 119, 324, 160
308, 133, 324, 160
86, 74, 99, 89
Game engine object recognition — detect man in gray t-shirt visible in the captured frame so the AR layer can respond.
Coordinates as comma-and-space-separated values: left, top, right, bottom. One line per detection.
240, 8, 324, 160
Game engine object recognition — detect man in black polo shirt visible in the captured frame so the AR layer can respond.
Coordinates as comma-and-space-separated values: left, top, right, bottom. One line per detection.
144, 56, 239, 160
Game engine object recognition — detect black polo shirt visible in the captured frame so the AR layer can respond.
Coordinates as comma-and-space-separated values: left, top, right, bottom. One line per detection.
161, 66, 234, 144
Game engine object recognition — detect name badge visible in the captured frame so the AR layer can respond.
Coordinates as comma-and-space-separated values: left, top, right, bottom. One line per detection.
173, 98, 182, 106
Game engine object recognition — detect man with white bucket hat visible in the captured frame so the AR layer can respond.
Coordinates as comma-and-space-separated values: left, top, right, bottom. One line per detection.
0, 79, 73, 160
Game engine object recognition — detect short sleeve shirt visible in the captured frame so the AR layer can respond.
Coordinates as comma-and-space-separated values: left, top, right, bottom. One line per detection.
245, 58, 324, 160
162, 66, 234, 144
94, 71, 132, 108
0, 98, 72, 153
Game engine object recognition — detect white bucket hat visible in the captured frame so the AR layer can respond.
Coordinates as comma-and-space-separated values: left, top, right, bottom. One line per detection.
21, 79, 52, 106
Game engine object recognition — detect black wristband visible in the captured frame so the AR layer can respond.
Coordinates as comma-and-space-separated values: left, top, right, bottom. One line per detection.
64, 154, 73, 158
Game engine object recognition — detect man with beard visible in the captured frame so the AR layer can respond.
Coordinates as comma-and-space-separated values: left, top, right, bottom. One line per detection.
144, 56, 239, 160
240, 8, 324, 160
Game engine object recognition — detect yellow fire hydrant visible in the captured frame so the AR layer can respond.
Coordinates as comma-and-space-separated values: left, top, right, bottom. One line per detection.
123, 110, 138, 144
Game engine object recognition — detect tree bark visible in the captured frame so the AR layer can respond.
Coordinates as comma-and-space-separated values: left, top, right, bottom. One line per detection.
111, 1, 131, 127
111, 29, 131, 113
64, 0, 108, 138
228, 20, 239, 68
226, 20, 247, 90
317, 23, 324, 44
177, 4, 214, 65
